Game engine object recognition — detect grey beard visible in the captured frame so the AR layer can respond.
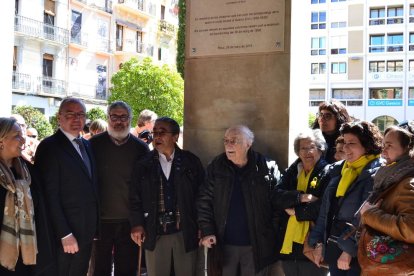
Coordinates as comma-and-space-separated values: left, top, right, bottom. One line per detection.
108, 126, 130, 140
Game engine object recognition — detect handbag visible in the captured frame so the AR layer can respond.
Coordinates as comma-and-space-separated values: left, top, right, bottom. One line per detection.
358, 226, 414, 275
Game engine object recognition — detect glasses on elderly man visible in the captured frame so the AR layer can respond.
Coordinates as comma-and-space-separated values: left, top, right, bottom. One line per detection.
317, 112, 334, 121
223, 138, 242, 146
109, 115, 130, 122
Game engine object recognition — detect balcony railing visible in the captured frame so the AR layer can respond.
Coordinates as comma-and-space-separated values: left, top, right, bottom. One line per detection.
12, 72, 31, 92
69, 82, 107, 100
75, 0, 113, 13
37, 76, 67, 96
159, 20, 176, 35
14, 15, 69, 45
96, 38, 111, 52
118, 0, 154, 15
116, 39, 153, 55
70, 33, 88, 47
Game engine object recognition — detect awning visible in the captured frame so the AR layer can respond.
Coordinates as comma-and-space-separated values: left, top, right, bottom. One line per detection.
116, 19, 142, 31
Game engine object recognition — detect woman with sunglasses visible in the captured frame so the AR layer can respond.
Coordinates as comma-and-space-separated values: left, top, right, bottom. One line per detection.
308, 121, 383, 276
312, 100, 351, 164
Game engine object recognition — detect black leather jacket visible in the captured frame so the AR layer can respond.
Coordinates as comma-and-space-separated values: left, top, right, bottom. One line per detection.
197, 149, 281, 272
129, 147, 205, 252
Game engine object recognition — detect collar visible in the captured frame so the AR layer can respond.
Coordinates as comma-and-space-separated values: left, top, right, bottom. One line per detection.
109, 133, 130, 146
60, 127, 79, 141
158, 149, 175, 162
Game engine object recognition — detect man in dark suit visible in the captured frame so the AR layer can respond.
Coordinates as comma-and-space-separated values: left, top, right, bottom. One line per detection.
35, 97, 98, 276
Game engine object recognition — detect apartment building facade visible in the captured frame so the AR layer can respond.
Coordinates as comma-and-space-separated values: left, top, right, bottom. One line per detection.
308, 0, 414, 130
12, 0, 178, 117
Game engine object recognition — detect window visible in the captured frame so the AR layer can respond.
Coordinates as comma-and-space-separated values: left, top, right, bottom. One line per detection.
161, 5, 165, 20
331, 0, 346, 2
331, 21, 346, 28
387, 33, 403, 52
71, 10, 82, 44
369, 35, 385, 52
409, 88, 414, 99
42, 54, 53, 89
410, 33, 414, 51
410, 60, 414, 71
331, 62, 346, 74
15, 0, 19, 14
387, 60, 403, 72
136, 31, 143, 53
309, 89, 325, 106
96, 65, 107, 99
369, 8, 385, 25
372, 116, 398, 132
387, 6, 403, 24
332, 89, 363, 106
369, 61, 385, 72
311, 37, 326, 55
331, 36, 347, 54
410, 5, 414, 23
311, 0, 326, 3
158, 47, 162, 61
369, 88, 402, 99
311, 11, 326, 29
116, 24, 123, 51
311, 63, 326, 74
13, 46, 17, 71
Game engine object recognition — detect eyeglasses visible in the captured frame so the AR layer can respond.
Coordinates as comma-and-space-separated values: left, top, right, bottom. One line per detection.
151, 131, 174, 137
109, 115, 130, 122
63, 112, 86, 120
223, 138, 242, 146
299, 146, 318, 153
317, 112, 334, 121
28, 135, 37, 138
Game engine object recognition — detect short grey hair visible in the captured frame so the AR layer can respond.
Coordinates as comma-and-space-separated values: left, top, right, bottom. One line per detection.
59, 97, 86, 113
107, 101, 132, 118
138, 109, 157, 127
225, 125, 254, 144
293, 128, 326, 156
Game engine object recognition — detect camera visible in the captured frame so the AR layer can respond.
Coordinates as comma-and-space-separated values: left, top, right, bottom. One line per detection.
138, 130, 153, 144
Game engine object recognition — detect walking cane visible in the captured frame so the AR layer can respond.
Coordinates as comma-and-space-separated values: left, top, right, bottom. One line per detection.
138, 245, 142, 276
204, 246, 208, 276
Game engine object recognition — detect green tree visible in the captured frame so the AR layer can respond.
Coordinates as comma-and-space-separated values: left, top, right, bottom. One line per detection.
176, 0, 186, 78
87, 107, 107, 122
12, 106, 53, 140
110, 57, 184, 125
309, 112, 316, 128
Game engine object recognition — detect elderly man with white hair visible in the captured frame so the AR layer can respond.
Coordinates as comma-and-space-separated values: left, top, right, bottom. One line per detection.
197, 125, 281, 275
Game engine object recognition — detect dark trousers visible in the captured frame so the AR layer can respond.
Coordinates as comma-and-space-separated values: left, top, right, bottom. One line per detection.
57, 242, 92, 276
91, 221, 138, 276
0, 257, 32, 276
328, 258, 361, 276
222, 245, 268, 276
282, 259, 328, 276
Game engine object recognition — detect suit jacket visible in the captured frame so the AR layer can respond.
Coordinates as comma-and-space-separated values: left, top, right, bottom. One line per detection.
34, 129, 99, 247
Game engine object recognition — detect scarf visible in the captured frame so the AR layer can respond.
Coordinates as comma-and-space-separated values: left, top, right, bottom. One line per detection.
280, 164, 313, 254
369, 155, 414, 202
336, 154, 378, 197
0, 158, 37, 271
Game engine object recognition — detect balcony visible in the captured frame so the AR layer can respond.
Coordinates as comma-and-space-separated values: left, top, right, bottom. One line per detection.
117, 0, 156, 17
96, 38, 111, 53
70, 33, 89, 47
116, 38, 153, 56
74, 0, 113, 13
12, 72, 31, 92
387, 17, 403, 24
69, 82, 108, 100
37, 76, 67, 96
159, 20, 176, 36
369, 19, 385, 25
14, 15, 69, 45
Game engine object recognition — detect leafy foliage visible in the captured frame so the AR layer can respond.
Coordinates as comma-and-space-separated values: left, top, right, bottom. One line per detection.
309, 112, 316, 128
87, 107, 107, 122
12, 106, 53, 140
176, 0, 186, 78
109, 57, 184, 125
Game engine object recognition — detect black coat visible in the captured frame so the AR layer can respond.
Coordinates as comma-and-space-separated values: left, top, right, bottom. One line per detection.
0, 159, 57, 275
129, 147, 205, 252
34, 129, 99, 247
272, 158, 330, 261
197, 149, 281, 272
309, 158, 382, 257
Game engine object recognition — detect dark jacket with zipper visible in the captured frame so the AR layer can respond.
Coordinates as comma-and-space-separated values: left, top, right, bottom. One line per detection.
273, 158, 331, 261
309, 158, 382, 257
197, 149, 281, 272
129, 146, 204, 252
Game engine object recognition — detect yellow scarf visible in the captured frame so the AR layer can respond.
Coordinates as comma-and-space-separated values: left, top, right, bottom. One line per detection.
336, 154, 378, 197
280, 166, 313, 254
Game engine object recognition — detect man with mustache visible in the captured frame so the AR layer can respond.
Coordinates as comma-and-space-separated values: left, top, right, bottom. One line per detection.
89, 101, 149, 275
